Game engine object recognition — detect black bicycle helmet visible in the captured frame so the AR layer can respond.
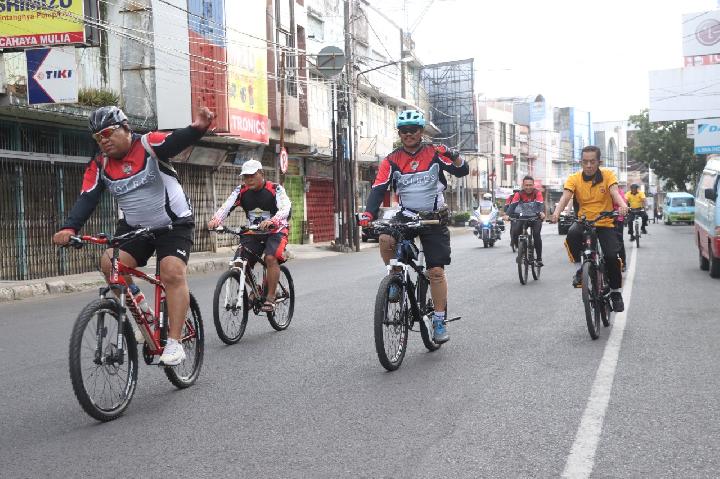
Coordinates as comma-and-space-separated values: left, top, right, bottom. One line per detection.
89, 106, 128, 133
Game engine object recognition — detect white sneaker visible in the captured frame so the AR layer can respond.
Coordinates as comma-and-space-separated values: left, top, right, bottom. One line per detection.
159, 339, 186, 366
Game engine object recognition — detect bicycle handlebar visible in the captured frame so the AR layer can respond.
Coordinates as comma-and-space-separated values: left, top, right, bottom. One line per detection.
66, 224, 175, 249
210, 225, 270, 236
573, 210, 618, 227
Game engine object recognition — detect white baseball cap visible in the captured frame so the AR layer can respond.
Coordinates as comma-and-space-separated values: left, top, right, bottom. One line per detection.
240, 159, 263, 176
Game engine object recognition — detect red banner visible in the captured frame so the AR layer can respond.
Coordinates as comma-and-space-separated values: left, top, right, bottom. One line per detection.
227, 110, 270, 144
0, 32, 84, 48
503, 154, 514, 165
684, 54, 720, 67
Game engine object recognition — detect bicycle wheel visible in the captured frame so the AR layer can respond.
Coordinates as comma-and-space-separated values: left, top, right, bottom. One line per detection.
374, 274, 409, 371
68, 299, 139, 422
417, 275, 441, 352
517, 239, 529, 285
213, 270, 249, 344
267, 265, 295, 331
599, 268, 611, 327
165, 293, 204, 388
581, 262, 601, 340
529, 240, 541, 280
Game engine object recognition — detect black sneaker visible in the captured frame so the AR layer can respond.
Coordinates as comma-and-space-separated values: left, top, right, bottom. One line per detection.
572, 270, 582, 288
535, 259, 543, 268
610, 292, 624, 312
641, 227, 647, 234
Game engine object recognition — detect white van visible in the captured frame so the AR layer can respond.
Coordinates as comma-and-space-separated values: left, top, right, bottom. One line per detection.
695, 158, 720, 277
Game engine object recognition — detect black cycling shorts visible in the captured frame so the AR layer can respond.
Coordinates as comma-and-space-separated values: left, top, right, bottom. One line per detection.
236, 232, 288, 263
416, 225, 451, 268
114, 219, 194, 267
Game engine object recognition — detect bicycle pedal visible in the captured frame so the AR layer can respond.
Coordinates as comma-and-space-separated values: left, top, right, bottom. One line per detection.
444, 316, 461, 323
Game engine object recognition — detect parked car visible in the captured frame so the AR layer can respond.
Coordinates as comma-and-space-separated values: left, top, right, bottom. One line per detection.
694, 158, 720, 277
361, 207, 400, 242
663, 192, 695, 225
558, 205, 575, 235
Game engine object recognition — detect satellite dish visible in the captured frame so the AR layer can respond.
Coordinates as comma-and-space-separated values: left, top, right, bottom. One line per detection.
316, 46, 345, 78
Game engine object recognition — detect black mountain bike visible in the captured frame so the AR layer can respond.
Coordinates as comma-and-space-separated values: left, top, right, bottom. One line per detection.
512, 214, 542, 285
574, 211, 617, 340
210, 226, 295, 344
370, 214, 460, 371
628, 208, 644, 248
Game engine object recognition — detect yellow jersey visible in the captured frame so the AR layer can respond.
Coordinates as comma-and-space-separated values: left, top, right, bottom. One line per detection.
625, 190, 646, 209
564, 168, 618, 228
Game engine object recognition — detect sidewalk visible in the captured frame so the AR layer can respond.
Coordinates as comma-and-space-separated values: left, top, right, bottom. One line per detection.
0, 226, 469, 303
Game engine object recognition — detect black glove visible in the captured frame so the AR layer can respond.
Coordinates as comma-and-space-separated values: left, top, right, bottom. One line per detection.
441, 147, 460, 161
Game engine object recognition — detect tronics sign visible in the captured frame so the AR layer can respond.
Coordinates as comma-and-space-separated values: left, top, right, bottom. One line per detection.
694, 119, 720, 154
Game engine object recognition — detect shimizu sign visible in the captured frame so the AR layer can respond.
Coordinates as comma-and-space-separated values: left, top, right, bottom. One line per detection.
693, 119, 720, 154
0, 1, 86, 49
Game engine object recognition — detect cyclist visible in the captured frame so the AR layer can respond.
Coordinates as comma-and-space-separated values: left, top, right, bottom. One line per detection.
504, 186, 520, 214
550, 145, 628, 312
625, 183, 648, 240
505, 175, 545, 267
357, 109, 469, 343
478, 193, 499, 220
207, 159, 291, 312
52, 105, 215, 365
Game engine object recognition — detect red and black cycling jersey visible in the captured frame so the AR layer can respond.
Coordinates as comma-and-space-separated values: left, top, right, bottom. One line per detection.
506, 189, 545, 217
211, 180, 291, 234
61, 125, 206, 232
365, 143, 469, 218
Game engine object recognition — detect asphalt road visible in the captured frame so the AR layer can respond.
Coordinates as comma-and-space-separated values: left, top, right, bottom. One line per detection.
1, 222, 718, 478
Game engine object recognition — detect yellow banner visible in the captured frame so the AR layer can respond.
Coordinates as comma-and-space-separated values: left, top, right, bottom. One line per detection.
0, 1, 85, 48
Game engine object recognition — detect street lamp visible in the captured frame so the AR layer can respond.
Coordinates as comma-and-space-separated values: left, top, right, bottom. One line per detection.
348, 54, 414, 251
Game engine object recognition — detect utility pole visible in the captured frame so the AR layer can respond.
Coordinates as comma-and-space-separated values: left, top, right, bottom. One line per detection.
278, 49, 286, 185
344, 0, 359, 251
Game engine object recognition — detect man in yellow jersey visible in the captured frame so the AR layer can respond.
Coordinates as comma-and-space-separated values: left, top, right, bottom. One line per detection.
550, 146, 629, 312
625, 183, 648, 239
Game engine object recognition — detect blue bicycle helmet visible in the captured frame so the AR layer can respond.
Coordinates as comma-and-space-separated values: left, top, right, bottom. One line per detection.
396, 109, 426, 128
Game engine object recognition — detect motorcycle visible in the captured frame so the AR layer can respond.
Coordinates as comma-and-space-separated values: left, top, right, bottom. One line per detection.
469, 207, 504, 248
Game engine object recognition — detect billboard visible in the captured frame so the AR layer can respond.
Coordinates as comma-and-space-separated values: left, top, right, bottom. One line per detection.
694, 119, 720, 154
26, 46, 78, 104
649, 65, 720, 122
683, 11, 720, 57
226, 0, 269, 144
0, 1, 85, 48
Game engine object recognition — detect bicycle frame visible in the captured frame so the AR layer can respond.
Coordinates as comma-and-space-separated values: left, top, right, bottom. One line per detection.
387, 239, 429, 331
214, 227, 290, 315
75, 232, 196, 362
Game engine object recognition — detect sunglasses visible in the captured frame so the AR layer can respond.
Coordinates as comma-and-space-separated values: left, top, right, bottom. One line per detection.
398, 126, 421, 135
92, 124, 121, 142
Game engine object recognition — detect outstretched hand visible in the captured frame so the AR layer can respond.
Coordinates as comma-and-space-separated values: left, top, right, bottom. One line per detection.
192, 106, 215, 131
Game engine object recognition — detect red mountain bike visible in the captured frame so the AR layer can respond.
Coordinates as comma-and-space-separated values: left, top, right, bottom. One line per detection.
66, 226, 204, 421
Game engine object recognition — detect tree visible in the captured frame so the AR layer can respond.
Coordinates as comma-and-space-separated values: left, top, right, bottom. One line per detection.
628, 110, 706, 191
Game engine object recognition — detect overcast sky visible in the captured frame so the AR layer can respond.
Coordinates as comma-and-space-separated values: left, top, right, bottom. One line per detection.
376, 0, 718, 122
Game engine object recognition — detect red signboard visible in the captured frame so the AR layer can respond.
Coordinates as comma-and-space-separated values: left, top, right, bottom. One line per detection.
503, 154, 514, 165
684, 54, 720, 67
228, 110, 270, 144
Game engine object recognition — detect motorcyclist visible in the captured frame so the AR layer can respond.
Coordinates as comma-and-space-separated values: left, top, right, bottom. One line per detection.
505, 176, 545, 266
473, 193, 501, 240
357, 109, 469, 343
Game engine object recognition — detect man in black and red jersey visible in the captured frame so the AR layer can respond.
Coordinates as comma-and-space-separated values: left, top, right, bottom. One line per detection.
357, 109, 469, 343
207, 159, 291, 312
505, 175, 546, 266
53, 105, 214, 365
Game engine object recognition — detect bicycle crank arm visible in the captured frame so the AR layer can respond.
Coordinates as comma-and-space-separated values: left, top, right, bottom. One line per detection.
444, 316, 462, 323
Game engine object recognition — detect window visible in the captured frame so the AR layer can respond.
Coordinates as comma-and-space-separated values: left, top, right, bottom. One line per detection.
697, 172, 717, 198
275, 0, 297, 97
500, 122, 507, 146
671, 197, 695, 207
307, 15, 324, 41
510, 124, 516, 147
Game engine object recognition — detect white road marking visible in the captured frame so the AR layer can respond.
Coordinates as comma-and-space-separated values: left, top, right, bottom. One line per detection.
562, 245, 638, 478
